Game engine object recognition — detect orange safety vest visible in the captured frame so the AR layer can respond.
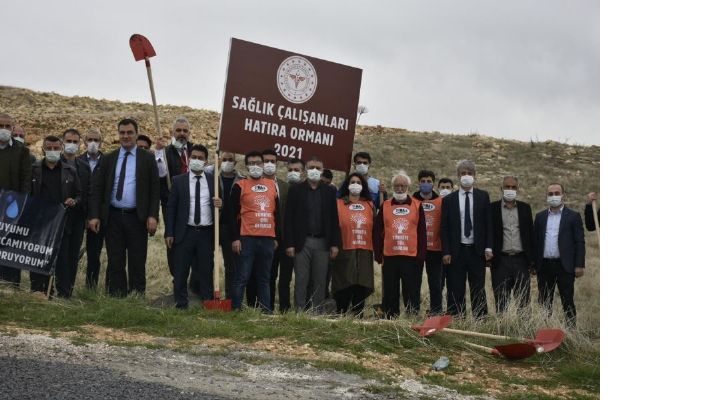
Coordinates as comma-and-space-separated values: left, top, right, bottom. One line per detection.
421, 197, 443, 251
237, 178, 278, 237
337, 198, 374, 251
383, 198, 421, 257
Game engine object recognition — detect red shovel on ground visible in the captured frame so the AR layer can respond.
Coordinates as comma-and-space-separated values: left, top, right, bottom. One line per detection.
203, 154, 232, 311
464, 341, 540, 360
412, 315, 565, 353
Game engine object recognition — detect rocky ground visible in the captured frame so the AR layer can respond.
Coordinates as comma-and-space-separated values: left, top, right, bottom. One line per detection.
0, 331, 485, 400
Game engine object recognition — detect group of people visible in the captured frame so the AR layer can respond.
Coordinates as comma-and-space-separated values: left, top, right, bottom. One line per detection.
0, 112, 596, 327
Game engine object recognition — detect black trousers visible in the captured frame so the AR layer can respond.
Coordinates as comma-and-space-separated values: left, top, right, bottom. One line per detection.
30, 228, 73, 293
537, 259, 577, 327
277, 249, 295, 312
446, 245, 488, 319
334, 285, 369, 316
105, 208, 148, 297
56, 213, 84, 297
0, 266, 21, 287
173, 227, 214, 308
425, 251, 444, 315
491, 254, 531, 314
382, 256, 421, 318
85, 225, 105, 289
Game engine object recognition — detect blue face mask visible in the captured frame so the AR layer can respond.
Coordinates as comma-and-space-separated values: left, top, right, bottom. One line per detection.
419, 182, 433, 194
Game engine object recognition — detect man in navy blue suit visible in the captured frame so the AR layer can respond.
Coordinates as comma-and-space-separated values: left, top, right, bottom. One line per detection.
533, 183, 586, 327
440, 159, 493, 319
164, 144, 223, 309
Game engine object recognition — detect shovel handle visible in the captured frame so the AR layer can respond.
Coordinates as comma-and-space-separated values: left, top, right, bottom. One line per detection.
443, 327, 520, 341
213, 153, 221, 298
463, 341, 498, 356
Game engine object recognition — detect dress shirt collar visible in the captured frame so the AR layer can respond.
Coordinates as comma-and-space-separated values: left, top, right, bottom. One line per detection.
548, 205, 565, 215
189, 171, 204, 180
119, 145, 137, 156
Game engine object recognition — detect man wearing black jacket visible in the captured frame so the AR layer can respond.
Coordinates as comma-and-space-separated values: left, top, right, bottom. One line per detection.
440, 159, 493, 319
29, 135, 82, 296
88, 118, 160, 297
490, 176, 534, 313
284, 157, 341, 313
80, 128, 105, 289
533, 183, 585, 327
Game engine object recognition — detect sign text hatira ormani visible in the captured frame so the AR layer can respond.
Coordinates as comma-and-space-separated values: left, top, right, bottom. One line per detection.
231, 95, 351, 147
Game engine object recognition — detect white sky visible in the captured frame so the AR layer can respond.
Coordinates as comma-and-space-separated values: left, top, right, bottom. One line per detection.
2, 0, 599, 145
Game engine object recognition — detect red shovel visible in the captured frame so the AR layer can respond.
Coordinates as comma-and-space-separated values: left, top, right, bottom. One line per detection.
202, 154, 232, 311
464, 342, 539, 360
129, 34, 169, 191
412, 315, 565, 353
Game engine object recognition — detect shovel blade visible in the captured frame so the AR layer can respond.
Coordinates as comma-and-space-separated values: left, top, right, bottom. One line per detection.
494, 343, 539, 360
531, 329, 566, 352
203, 299, 232, 312
411, 315, 453, 337
129, 34, 156, 61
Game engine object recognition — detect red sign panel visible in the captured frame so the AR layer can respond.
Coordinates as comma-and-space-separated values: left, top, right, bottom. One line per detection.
217, 38, 363, 172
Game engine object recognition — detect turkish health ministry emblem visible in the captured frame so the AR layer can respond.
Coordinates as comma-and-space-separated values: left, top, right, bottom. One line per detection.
277, 55, 317, 104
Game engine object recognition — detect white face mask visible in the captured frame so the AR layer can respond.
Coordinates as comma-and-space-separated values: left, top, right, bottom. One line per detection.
45, 150, 61, 163
263, 162, 277, 176
393, 192, 407, 201
355, 164, 369, 175
503, 190, 517, 202
172, 137, 186, 150
248, 165, 263, 179
220, 161, 235, 174
307, 168, 321, 182
547, 195, 563, 208
0, 129, 11, 142
87, 141, 100, 154
189, 158, 205, 173
287, 171, 301, 183
348, 183, 362, 195
460, 174, 475, 188
439, 189, 452, 197
64, 143, 79, 155
13, 136, 25, 144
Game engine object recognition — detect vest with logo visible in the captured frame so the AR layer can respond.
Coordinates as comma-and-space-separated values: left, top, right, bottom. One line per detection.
383, 198, 421, 257
237, 178, 278, 237
337, 198, 374, 251
421, 196, 443, 251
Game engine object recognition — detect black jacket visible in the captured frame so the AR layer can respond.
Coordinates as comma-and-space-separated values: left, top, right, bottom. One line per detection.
62, 156, 91, 214
533, 206, 585, 274
490, 200, 534, 267
440, 188, 493, 259
284, 181, 341, 252
584, 203, 599, 232
165, 172, 215, 245
30, 159, 81, 232
89, 146, 160, 224
0, 138, 32, 193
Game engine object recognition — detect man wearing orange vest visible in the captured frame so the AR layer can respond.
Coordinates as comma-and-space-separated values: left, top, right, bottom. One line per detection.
374, 171, 427, 318
230, 150, 280, 312
412, 170, 445, 315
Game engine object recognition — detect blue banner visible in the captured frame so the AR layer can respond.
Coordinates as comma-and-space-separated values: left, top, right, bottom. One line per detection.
0, 190, 66, 275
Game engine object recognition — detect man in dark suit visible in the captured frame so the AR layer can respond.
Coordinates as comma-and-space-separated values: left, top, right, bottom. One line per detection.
80, 127, 105, 289
490, 176, 534, 313
584, 192, 600, 232
164, 144, 222, 309
88, 118, 160, 297
441, 159, 493, 319
0, 114, 32, 286
284, 157, 341, 313
533, 183, 586, 327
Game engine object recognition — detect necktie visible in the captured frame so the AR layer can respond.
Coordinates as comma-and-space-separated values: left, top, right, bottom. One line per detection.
194, 175, 201, 226
180, 149, 188, 173
464, 191, 472, 238
116, 151, 130, 201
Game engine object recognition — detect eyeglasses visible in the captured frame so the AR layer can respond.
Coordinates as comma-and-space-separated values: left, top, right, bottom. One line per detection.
174, 128, 189, 133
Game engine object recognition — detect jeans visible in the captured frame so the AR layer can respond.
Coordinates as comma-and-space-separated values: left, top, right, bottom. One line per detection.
232, 236, 275, 312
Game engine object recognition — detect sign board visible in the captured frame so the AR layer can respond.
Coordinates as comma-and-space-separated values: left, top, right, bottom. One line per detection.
217, 38, 362, 172
0, 190, 66, 275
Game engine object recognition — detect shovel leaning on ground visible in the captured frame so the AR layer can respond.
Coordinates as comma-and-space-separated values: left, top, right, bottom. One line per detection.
411, 315, 565, 353
464, 341, 539, 360
203, 154, 232, 311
